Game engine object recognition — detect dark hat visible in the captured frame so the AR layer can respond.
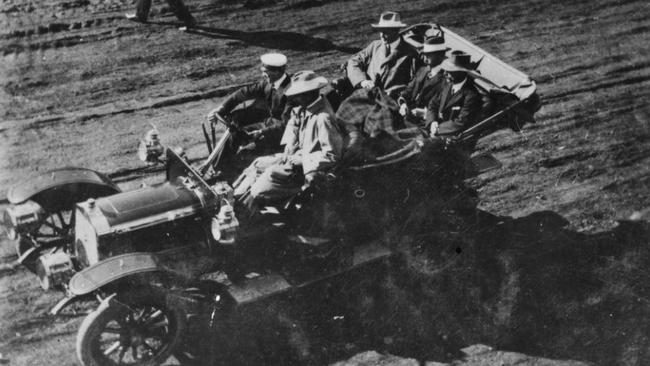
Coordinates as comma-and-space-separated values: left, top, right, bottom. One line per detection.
441, 51, 472, 72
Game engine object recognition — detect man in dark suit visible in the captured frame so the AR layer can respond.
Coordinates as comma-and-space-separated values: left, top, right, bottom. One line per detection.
208, 53, 292, 146
425, 52, 482, 137
345, 11, 419, 99
398, 35, 449, 126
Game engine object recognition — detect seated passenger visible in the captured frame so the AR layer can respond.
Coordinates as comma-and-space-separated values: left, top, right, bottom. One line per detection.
425, 52, 482, 137
398, 36, 449, 126
344, 11, 419, 99
207, 53, 292, 146
239, 71, 345, 211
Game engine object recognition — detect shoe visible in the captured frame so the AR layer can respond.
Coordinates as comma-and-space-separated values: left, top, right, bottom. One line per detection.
125, 13, 147, 23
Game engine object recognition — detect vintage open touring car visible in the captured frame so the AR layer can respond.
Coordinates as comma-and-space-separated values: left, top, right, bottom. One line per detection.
1, 23, 539, 366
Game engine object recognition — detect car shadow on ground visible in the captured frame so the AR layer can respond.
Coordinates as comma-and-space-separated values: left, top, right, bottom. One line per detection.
373, 209, 650, 364
150, 21, 360, 54
178, 209, 650, 365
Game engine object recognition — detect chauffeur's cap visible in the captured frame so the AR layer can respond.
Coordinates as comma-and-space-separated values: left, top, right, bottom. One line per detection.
284, 70, 328, 96
260, 53, 287, 69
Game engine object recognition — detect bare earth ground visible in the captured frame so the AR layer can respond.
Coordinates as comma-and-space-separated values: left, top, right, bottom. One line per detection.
0, 0, 649, 365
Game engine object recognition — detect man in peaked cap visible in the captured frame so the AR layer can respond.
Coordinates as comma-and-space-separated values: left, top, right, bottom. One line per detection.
345, 11, 419, 99
240, 70, 345, 210
208, 53, 292, 147
425, 51, 482, 136
398, 35, 450, 126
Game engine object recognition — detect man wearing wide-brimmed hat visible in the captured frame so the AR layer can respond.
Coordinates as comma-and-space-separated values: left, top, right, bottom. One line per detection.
425, 51, 481, 136
398, 35, 450, 125
241, 70, 344, 209
345, 11, 419, 99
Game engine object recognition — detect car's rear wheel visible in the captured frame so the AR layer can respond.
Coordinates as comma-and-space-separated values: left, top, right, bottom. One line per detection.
76, 289, 187, 366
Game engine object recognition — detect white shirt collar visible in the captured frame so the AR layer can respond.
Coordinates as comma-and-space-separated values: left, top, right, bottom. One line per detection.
272, 73, 288, 90
451, 78, 467, 94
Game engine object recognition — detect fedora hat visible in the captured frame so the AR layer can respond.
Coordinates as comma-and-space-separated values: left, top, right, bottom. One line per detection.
285, 70, 328, 96
420, 36, 449, 54
441, 51, 472, 72
371, 11, 407, 29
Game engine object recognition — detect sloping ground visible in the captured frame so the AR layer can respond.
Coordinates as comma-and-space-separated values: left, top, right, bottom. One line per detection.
0, 0, 649, 365
1, 0, 648, 232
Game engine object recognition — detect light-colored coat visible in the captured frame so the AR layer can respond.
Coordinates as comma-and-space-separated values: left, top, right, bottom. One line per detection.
281, 96, 344, 175
247, 96, 344, 203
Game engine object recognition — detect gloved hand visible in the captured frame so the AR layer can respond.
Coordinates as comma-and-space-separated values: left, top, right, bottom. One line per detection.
412, 107, 427, 119
286, 153, 302, 167
398, 103, 409, 117
429, 121, 439, 136
360, 80, 374, 89
246, 129, 263, 140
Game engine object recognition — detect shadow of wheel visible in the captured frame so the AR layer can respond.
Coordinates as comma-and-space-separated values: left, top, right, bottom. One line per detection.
76, 288, 187, 366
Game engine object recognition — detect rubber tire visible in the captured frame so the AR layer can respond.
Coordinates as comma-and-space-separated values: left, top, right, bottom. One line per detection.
76, 289, 187, 366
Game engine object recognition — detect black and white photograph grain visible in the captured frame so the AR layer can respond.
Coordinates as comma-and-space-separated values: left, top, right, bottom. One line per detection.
1, 0, 649, 365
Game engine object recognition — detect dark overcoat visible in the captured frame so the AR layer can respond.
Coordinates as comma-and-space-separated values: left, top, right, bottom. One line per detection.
399, 66, 445, 109
221, 75, 292, 134
426, 78, 482, 136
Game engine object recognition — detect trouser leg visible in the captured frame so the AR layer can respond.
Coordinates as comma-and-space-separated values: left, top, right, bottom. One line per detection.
165, 0, 196, 26
233, 155, 284, 198
249, 164, 303, 208
135, 0, 152, 22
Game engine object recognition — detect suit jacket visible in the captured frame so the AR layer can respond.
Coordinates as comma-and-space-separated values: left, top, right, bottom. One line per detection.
426, 77, 482, 136
281, 96, 344, 175
221, 74, 292, 134
346, 38, 418, 97
399, 65, 445, 109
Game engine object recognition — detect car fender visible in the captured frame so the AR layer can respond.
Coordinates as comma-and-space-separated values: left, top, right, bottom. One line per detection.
68, 252, 172, 296
7, 167, 120, 212
50, 253, 167, 315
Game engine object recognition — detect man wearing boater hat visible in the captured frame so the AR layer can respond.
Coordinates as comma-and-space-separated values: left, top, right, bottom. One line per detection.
425, 51, 481, 136
208, 53, 292, 145
244, 71, 344, 209
345, 11, 419, 98
398, 35, 450, 125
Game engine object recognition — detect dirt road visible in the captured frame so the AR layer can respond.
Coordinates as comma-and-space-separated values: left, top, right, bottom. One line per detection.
1, 0, 649, 365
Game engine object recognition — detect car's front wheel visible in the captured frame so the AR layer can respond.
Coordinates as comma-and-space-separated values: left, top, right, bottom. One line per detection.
76, 289, 187, 366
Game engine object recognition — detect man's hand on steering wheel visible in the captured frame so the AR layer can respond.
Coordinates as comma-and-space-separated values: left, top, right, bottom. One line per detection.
207, 105, 226, 125
246, 129, 263, 141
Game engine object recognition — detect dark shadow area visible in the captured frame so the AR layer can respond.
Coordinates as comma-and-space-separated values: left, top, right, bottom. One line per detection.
281, 0, 355, 11
368, 210, 650, 365
176, 208, 650, 365
174, 25, 360, 54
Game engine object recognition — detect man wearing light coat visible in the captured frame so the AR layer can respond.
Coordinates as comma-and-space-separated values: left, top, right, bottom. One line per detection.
241, 71, 345, 208
346, 11, 419, 99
